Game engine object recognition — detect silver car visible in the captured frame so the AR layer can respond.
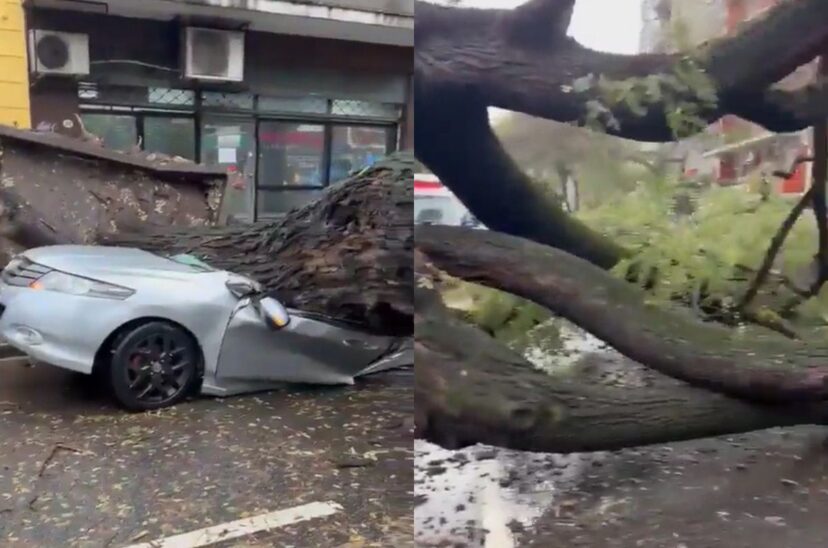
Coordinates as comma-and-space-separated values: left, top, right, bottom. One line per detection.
0, 245, 411, 411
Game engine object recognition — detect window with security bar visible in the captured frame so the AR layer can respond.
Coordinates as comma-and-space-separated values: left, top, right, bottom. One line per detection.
79, 84, 195, 111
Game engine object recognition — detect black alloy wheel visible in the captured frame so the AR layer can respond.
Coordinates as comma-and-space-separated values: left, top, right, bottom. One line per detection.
108, 322, 200, 411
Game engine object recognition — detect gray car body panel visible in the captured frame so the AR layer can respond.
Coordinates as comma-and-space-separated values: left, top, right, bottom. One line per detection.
0, 245, 411, 397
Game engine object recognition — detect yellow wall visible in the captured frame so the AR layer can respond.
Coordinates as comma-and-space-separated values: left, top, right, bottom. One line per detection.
0, 0, 30, 128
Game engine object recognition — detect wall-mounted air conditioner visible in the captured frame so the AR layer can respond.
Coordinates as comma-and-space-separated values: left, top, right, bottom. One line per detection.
184, 27, 245, 82
28, 30, 90, 76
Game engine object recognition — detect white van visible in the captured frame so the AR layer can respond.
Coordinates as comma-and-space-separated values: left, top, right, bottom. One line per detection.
414, 174, 481, 227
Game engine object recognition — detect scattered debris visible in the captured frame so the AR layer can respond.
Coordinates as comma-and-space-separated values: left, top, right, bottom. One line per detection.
38, 443, 87, 477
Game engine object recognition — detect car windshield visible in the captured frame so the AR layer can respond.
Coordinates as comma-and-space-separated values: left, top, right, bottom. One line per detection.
415, 196, 468, 226
167, 254, 215, 272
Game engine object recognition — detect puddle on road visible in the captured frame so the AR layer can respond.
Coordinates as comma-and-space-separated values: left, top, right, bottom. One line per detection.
415, 440, 598, 546
415, 319, 607, 546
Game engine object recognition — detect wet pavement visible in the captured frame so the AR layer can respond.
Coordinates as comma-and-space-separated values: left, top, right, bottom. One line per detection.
416, 428, 828, 548
415, 321, 828, 548
0, 363, 413, 547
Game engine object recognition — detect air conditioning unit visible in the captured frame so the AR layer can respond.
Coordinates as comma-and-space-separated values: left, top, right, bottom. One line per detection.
184, 27, 244, 82
28, 30, 90, 76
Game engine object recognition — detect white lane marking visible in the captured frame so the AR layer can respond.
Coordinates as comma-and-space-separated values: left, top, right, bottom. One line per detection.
124, 501, 343, 548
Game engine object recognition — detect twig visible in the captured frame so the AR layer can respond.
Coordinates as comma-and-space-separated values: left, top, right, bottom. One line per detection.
771, 155, 814, 180
737, 187, 814, 311
37, 443, 84, 477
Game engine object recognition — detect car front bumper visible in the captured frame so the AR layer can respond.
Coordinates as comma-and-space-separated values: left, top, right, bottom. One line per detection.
0, 282, 129, 375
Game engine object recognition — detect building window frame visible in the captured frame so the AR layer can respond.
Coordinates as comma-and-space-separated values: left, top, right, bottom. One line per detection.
79, 84, 402, 221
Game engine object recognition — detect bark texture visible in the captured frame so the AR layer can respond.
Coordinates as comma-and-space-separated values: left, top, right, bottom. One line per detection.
0, 150, 414, 336
418, 225, 828, 403
415, 285, 828, 453
105, 155, 415, 335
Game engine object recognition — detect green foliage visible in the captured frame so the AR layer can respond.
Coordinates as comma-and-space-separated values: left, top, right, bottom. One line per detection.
441, 281, 551, 346
573, 50, 718, 140
578, 179, 824, 322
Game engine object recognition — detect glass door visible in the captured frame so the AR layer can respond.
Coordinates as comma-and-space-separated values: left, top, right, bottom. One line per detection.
256, 121, 326, 219
200, 117, 256, 224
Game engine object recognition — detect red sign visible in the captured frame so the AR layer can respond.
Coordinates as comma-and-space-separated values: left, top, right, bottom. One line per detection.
414, 180, 442, 190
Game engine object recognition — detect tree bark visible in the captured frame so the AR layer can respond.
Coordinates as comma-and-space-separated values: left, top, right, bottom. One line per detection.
414, 87, 624, 268
417, 225, 828, 403
3, 154, 414, 336
415, 284, 828, 453
417, 0, 828, 141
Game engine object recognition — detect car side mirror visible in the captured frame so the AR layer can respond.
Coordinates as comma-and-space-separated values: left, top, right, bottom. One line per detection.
226, 276, 261, 299
259, 296, 290, 329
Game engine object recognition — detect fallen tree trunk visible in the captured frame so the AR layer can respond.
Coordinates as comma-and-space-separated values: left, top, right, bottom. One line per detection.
1, 154, 414, 335
415, 284, 828, 453
417, 225, 828, 403
110, 155, 414, 335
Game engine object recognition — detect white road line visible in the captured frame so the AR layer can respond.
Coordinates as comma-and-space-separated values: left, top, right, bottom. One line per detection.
124, 501, 343, 548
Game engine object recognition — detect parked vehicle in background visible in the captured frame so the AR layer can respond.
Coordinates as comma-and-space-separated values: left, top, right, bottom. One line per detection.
414, 173, 483, 228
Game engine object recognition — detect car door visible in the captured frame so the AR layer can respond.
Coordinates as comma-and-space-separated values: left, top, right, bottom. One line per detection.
215, 301, 393, 385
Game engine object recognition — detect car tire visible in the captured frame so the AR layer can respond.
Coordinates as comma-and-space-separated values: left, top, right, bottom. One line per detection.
108, 321, 201, 411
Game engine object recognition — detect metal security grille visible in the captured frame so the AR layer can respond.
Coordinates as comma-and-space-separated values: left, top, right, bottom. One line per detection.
148, 88, 195, 107
331, 99, 400, 119
79, 84, 194, 111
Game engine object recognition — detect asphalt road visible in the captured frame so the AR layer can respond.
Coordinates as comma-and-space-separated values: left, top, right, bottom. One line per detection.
0, 363, 414, 547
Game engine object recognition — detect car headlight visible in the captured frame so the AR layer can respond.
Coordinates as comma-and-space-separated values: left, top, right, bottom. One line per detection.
30, 271, 135, 300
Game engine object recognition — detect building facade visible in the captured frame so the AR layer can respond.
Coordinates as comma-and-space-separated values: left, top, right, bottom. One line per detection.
2, 0, 413, 221
640, 0, 816, 194
0, 1, 30, 128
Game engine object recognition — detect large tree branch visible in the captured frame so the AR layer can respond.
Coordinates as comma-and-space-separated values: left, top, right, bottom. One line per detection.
415, 284, 828, 453
414, 86, 624, 268
727, 79, 828, 134
417, 225, 828, 403
416, 0, 828, 141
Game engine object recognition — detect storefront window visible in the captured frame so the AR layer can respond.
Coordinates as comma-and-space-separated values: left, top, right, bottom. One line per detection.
330, 125, 391, 182
144, 117, 196, 160
201, 119, 256, 223
258, 122, 325, 187
80, 113, 137, 151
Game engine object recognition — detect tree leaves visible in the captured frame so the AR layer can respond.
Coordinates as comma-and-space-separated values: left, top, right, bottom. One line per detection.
580, 181, 823, 325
